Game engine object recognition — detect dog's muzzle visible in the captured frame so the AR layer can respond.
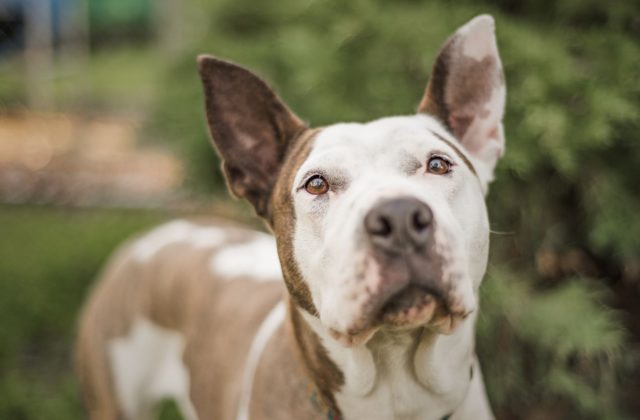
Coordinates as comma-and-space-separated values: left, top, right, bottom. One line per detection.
361, 196, 470, 332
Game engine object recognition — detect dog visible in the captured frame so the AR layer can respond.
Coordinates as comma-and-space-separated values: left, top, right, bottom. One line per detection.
75, 14, 506, 420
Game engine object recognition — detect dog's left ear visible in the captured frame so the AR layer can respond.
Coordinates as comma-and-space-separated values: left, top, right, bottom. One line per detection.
197, 56, 307, 218
418, 15, 506, 183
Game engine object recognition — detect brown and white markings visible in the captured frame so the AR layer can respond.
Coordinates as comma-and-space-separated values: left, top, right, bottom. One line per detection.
76, 14, 506, 420
75, 220, 287, 419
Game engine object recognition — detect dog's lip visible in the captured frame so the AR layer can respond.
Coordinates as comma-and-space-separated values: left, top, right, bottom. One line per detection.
325, 267, 475, 346
328, 285, 471, 347
382, 283, 441, 310
328, 326, 379, 347
377, 283, 472, 332
378, 284, 438, 325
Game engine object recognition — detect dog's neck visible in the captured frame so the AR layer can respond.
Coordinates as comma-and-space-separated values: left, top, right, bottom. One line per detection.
290, 301, 477, 420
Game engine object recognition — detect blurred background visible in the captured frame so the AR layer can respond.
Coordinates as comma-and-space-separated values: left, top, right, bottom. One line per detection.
0, 0, 638, 418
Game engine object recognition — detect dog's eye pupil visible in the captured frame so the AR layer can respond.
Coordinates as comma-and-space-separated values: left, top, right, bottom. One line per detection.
427, 157, 451, 175
305, 175, 329, 195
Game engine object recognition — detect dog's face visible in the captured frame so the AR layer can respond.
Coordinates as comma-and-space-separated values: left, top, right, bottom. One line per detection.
199, 15, 505, 346
289, 116, 491, 344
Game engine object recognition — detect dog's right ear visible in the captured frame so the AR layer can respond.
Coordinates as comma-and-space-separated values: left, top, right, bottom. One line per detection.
197, 56, 307, 218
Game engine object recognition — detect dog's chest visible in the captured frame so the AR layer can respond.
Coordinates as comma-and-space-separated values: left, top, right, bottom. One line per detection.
337, 377, 447, 420
334, 338, 462, 420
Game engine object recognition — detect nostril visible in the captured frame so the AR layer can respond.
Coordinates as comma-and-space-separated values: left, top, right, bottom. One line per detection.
367, 214, 393, 237
411, 208, 432, 232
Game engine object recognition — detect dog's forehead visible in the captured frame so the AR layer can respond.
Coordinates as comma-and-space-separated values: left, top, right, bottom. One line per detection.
296, 115, 469, 181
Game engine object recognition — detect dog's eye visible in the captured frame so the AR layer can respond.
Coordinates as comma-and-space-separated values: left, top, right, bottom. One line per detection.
304, 175, 329, 195
427, 156, 452, 175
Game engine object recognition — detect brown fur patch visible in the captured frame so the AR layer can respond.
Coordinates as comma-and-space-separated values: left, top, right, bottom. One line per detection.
289, 299, 345, 416
248, 300, 342, 420
444, 54, 501, 145
417, 33, 504, 148
419, 36, 455, 126
270, 128, 322, 316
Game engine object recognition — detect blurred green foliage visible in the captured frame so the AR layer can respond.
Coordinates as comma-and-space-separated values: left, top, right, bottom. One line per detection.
478, 268, 628, 418
0, 206, 166, 419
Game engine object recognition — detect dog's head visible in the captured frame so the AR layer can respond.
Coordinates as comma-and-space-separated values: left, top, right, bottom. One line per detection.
198, 15, 505, 346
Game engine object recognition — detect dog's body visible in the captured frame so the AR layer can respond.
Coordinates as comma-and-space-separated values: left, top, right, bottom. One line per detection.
76, 15, 506, 420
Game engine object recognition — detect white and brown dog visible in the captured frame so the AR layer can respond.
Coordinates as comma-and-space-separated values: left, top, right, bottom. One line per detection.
76, 14, 506, 420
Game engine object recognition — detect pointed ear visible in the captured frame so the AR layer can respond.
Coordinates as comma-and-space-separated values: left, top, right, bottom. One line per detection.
197, 56, 307, 218
418, 15, 506, 183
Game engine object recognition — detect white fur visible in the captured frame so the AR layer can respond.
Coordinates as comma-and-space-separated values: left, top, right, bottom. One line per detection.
459, 15, 497, 61
236, 301, 286, 420
132, 220, 227, 261
453, 358, 494, 420
209, 233, 282, 281
108, 318, 198, 420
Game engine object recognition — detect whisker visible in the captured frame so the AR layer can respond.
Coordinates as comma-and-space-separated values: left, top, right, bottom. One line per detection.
489, 229, 514, 236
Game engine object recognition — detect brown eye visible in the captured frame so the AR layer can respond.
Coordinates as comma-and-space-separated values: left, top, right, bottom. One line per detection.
427, 156, 452, 175
304, 175, 329, 195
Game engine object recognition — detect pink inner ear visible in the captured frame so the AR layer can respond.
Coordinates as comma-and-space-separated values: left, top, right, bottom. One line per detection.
487, 126, 499, 141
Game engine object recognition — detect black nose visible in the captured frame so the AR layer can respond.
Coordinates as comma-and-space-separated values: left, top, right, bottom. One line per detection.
364, 197, 433, 253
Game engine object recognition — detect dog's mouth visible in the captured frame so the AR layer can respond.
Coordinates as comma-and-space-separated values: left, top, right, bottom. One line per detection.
378, 283, 469, 333
327, 250, 475, 346
327, 281, 473, 347
379, 284, 438, 325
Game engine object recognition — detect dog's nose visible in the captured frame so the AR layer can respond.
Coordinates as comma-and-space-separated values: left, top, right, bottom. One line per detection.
364, 197, 433, 253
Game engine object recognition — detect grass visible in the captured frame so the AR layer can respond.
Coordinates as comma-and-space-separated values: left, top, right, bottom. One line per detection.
0, 204, 168, 419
